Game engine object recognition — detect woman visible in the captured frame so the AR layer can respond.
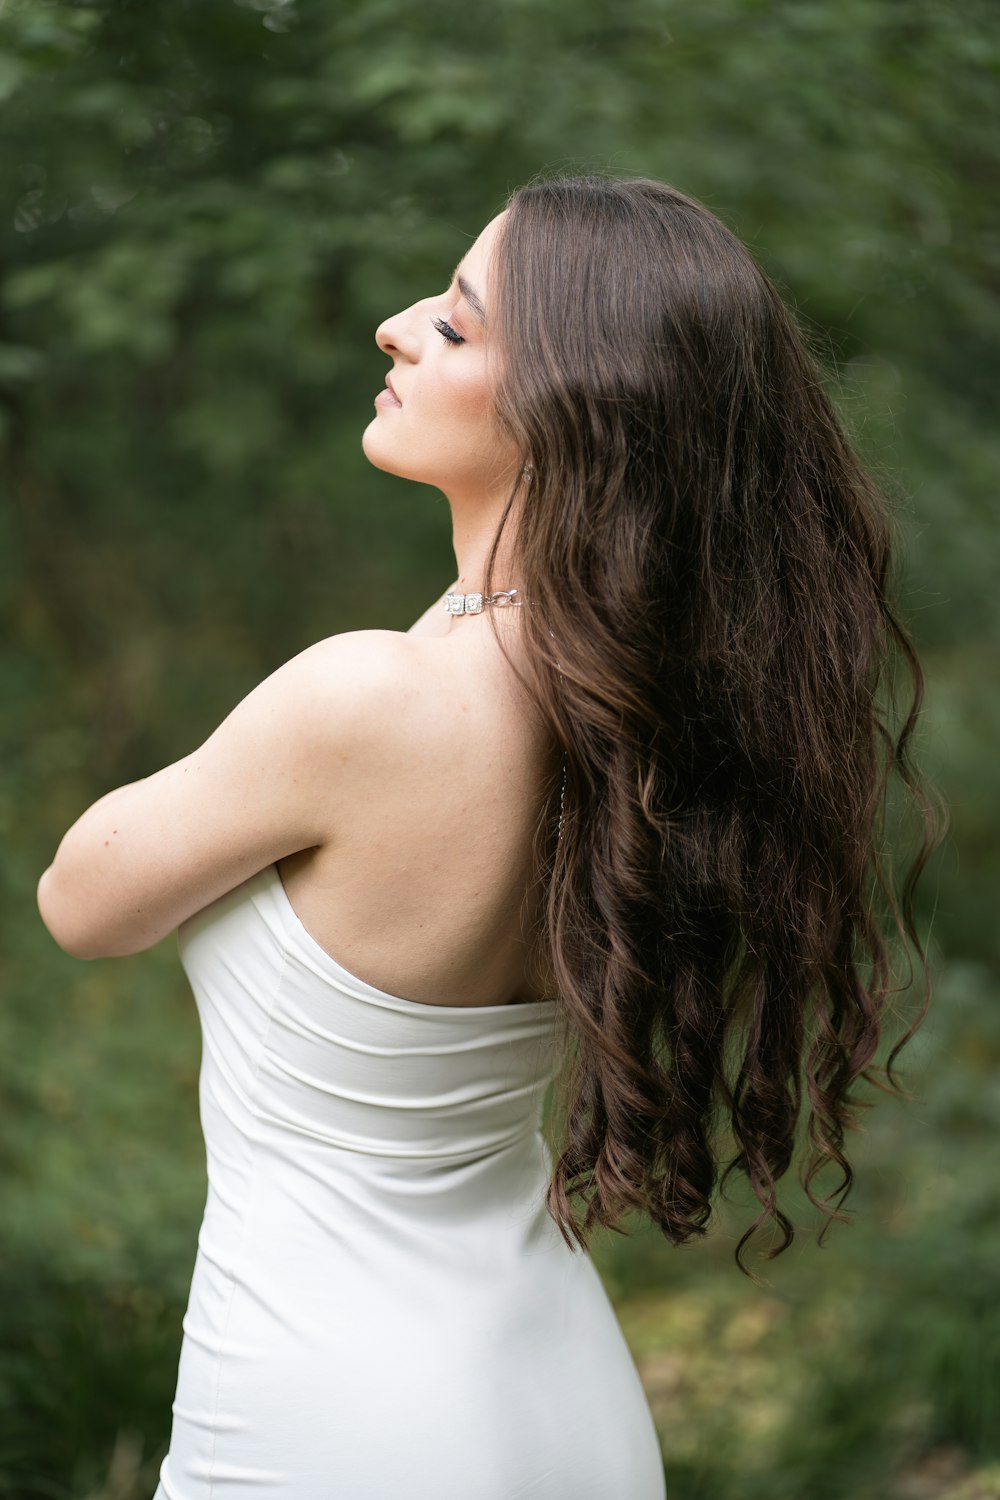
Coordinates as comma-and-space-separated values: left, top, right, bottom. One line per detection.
37, 175, 943, 1498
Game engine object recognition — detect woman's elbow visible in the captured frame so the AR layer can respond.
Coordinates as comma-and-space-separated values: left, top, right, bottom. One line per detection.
37, 864, 111, 960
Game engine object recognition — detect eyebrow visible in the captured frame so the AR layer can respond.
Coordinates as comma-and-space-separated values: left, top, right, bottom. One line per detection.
456, 273, 487, 328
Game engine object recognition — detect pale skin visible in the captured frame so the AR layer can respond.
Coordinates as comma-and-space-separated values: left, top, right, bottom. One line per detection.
37, 210, 558, 1007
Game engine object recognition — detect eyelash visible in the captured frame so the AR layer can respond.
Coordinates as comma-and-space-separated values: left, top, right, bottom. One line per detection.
432, 316, 465, 346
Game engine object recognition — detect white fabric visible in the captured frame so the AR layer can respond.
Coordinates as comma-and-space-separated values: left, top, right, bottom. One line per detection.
154, 863, 666, 1499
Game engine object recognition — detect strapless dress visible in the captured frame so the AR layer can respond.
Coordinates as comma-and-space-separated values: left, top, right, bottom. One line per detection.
152, 863, 666, 1499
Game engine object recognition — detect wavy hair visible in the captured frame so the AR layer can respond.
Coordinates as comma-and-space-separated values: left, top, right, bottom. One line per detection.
480, 175, 948, 1272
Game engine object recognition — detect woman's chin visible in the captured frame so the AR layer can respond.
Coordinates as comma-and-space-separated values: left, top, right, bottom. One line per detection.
361, 434, 429, 486
360, 422, 400, 475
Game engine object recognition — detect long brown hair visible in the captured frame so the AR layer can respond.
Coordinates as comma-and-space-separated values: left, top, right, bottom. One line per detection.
481, 175, 948, 1272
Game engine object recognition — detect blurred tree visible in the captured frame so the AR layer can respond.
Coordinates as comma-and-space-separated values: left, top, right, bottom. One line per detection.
0, 1, 996, 1494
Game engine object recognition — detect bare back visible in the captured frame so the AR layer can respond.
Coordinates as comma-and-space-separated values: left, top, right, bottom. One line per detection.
277, 600, 557, 1009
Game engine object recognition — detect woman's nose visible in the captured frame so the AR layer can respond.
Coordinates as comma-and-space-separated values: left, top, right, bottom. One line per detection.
375, 305, 418, 359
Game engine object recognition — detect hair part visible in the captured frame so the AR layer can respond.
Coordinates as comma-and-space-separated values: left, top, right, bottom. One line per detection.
481, 174, 948, 1274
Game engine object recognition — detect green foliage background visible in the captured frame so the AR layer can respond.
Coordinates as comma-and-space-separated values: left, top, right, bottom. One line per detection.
1, 1, 997, 1495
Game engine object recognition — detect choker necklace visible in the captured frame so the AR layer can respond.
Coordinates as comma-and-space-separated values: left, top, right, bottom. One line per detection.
444, 589, 524, 615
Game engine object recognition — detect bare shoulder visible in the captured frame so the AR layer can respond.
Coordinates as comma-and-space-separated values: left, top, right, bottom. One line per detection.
288, 628, 418, 698
274, 623, 529, 766
277, 628, 452, 745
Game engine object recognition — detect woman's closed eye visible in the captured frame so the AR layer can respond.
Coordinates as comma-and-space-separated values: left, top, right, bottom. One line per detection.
431, 317, 465, 346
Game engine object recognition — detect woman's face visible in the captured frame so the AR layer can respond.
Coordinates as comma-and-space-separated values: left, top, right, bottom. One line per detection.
362, 211, 520, 500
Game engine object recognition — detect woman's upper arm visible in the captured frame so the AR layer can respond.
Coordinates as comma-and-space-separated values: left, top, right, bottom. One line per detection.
37, 630, 407, 959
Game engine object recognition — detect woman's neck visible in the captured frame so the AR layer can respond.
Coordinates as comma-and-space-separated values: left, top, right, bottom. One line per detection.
447, 492, 522, 597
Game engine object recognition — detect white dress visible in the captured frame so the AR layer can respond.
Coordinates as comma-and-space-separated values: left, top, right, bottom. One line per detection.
153, 863, 667, 1499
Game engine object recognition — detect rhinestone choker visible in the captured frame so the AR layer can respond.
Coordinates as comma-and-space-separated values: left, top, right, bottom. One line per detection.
444, 589, 524, 615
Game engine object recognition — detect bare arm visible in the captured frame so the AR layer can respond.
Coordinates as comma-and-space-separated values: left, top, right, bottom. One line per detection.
36, 630, 408, 959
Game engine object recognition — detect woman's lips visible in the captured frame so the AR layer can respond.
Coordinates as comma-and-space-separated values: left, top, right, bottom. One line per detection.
374, 373, 402, 408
